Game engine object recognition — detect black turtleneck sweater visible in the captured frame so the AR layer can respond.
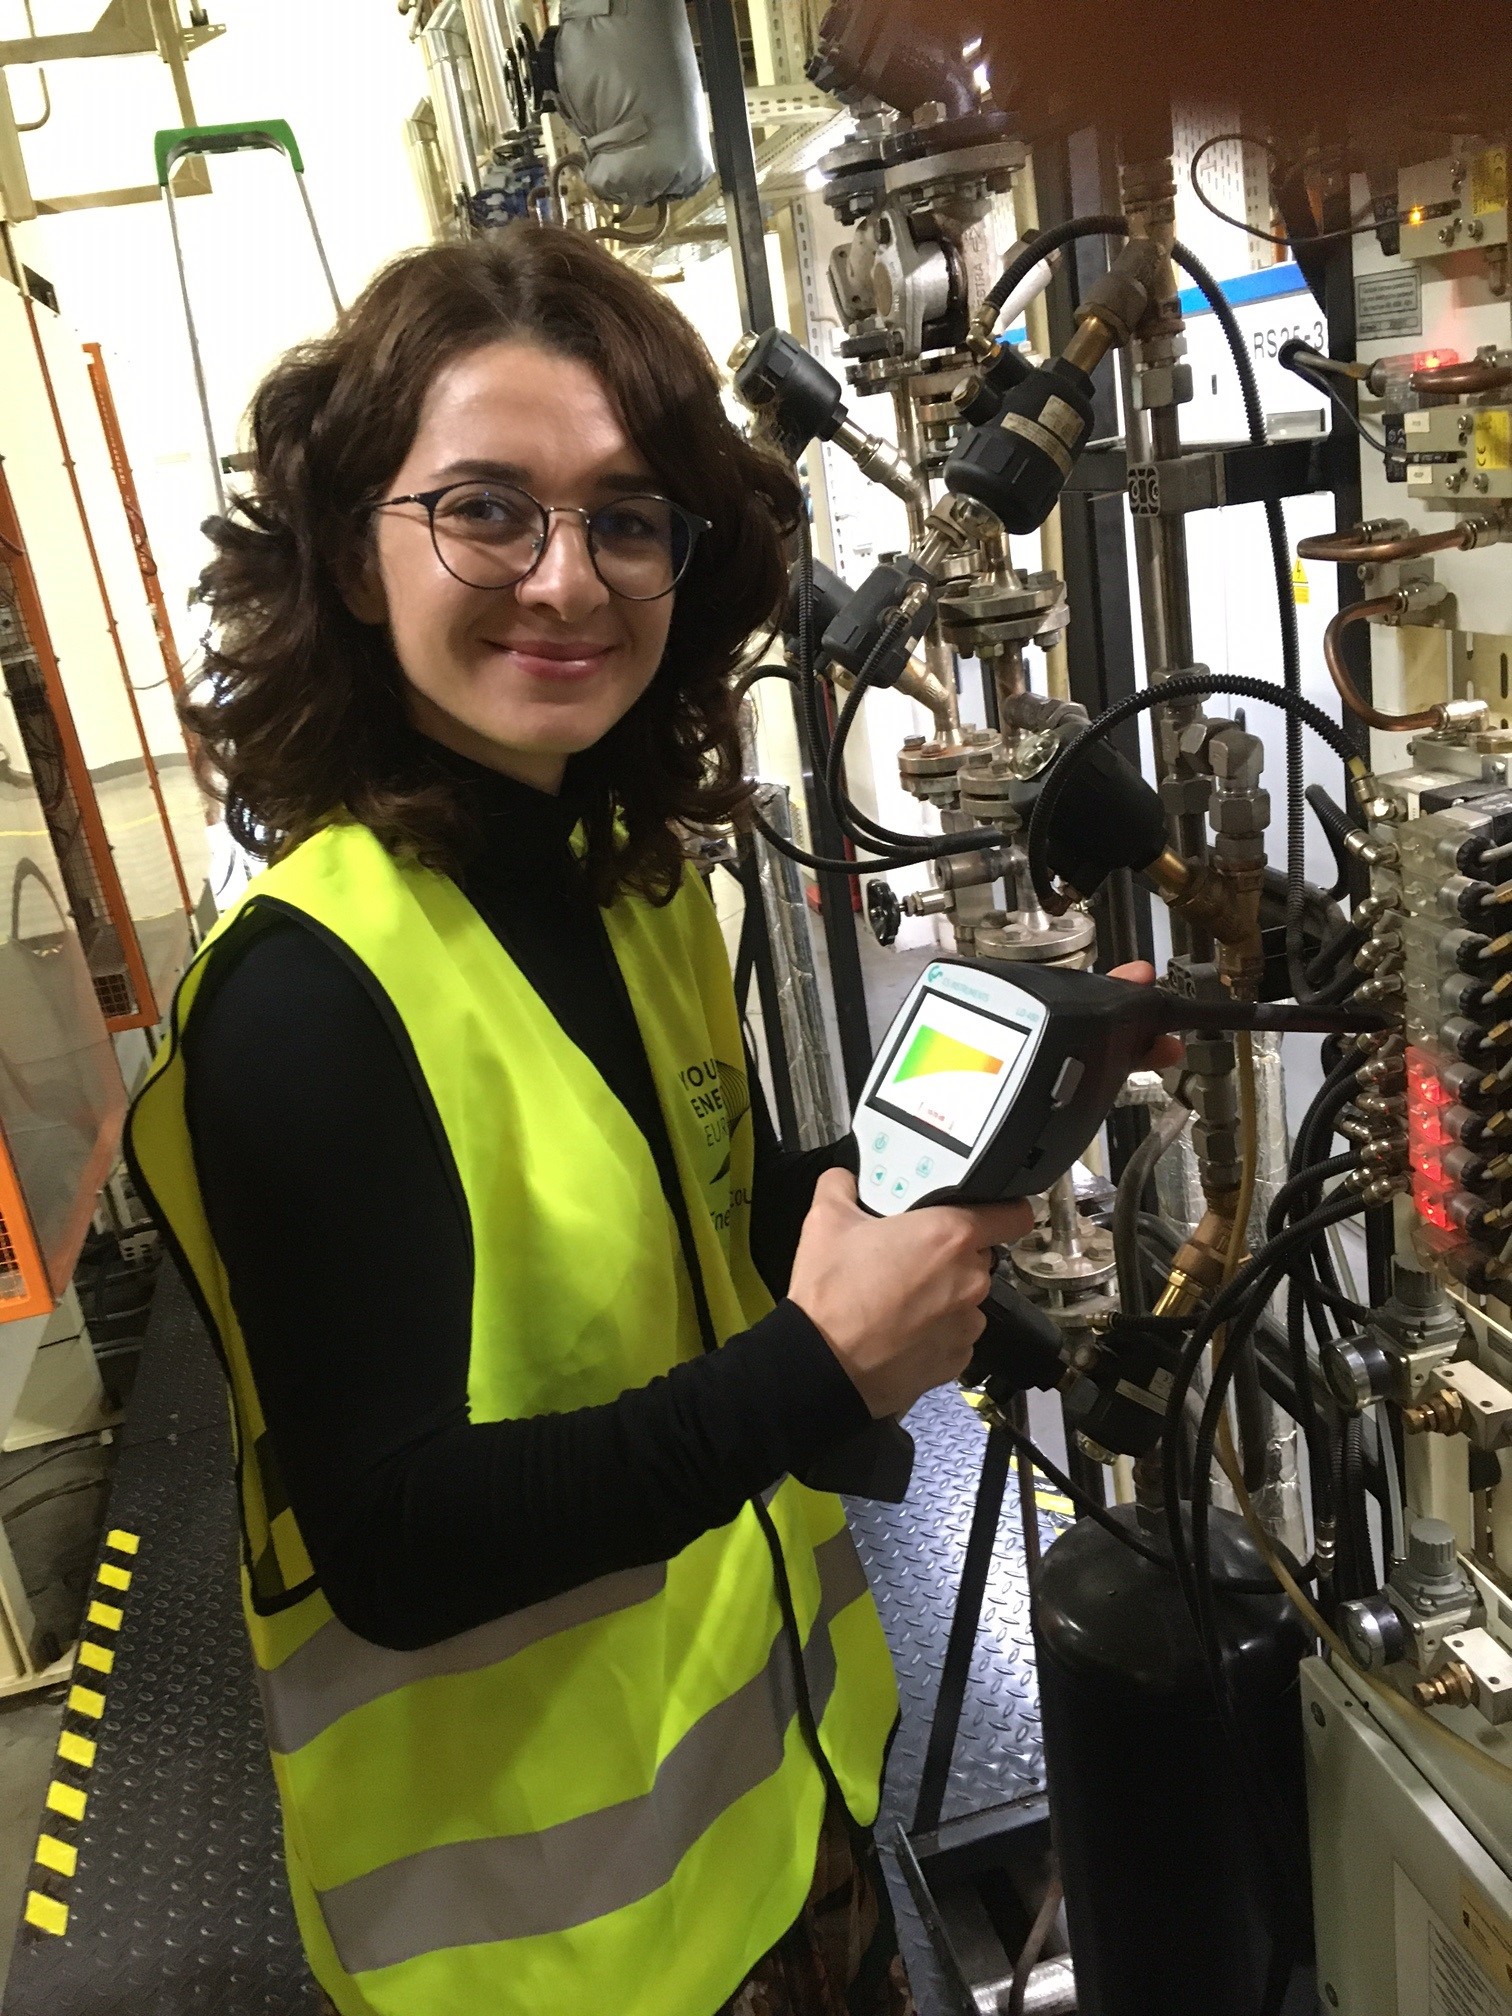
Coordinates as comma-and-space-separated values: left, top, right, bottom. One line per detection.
182, 747, 869, 1650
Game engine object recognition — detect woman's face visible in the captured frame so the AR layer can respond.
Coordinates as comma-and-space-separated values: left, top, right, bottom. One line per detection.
357, 339, 676, 792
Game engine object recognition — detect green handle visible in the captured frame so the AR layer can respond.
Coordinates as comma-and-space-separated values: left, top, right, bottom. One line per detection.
155, 119, 303, 187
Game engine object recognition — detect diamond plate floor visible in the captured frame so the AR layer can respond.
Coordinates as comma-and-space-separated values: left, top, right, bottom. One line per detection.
2, 1266, 321, 2016
3, 1271, 1054, 2016
847, 1387, 1065, 2014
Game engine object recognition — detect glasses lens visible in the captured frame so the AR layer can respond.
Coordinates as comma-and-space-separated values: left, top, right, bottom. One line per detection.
588, 495, 696, 600
431, 483, 544, 587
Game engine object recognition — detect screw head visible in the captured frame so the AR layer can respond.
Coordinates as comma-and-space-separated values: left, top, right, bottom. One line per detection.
1311, 1701, 1327, 1727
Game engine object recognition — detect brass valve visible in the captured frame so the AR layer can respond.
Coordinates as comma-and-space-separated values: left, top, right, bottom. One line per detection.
1402, 1388, 1466, 1436
1142, 849, 1265, 996
1413, 1661, 1475, 1709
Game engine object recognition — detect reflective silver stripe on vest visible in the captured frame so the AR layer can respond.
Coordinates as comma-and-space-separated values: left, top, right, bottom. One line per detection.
317, 1525, 869, 1975
257, 1561, 668, 1756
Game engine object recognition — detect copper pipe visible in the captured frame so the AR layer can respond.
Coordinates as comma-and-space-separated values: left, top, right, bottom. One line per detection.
1324, 598, 1441, 732
1410, 359, 1512, 397
1298, 524, 1476, 566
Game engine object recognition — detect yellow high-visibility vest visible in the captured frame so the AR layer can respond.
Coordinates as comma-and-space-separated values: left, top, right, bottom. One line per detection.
126, 819, 898, 2016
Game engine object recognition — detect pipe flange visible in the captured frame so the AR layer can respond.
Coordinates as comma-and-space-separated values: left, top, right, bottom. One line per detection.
1010, 1219, 1118, 1293
899, 737, 975, 781
976, 906, 1097, 964
937, 578, 1063, 628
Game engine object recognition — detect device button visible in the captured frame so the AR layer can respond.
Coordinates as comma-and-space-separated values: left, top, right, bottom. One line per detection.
872, 1132, 889, 1153
891, 1178, 909, 1199
869, 1166, 886, 1186
1050, 1057, 1084, 1108
916, 1156, 934, 1178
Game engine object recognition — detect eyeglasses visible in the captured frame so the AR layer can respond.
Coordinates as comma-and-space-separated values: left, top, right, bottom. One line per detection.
367, 481, 710, 602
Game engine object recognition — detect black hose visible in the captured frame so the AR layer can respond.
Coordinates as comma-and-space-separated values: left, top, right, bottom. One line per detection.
1305, 921, 1368, 989
822, 622, 1010, 865
1305, 781, 1361, 901
1266, 1150, 1358, 1239
982, 212, 1128, 318
983, 218, 1316, 997
998, 1422, 1304, 1595
1026, 672, 1360, 911
1160, 238, 1311, 1002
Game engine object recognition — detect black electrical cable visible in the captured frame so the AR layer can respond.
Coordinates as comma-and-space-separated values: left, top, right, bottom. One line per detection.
1161, 1192, 1365, 1612
1280, 350, 1391, 455
1188, 134, 1398, 253
0, 1433, 112, 1499
1026, 671, 1360, 912
744, 804, 893, 877
784, 517, 1008, 872
996, 1420, 1310, 1594
1183, 1210, 1366, 1921
977, 215, 1319, 992
1, 1476, 110, 1524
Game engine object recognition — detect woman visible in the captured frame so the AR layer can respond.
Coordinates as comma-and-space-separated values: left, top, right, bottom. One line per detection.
127, 224, 1146, 2016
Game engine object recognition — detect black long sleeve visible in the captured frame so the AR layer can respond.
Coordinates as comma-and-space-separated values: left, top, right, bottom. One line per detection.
182, 763, 869, 1653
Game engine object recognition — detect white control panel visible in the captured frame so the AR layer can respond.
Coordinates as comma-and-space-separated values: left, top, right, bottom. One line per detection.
856, 961, 1047, 1214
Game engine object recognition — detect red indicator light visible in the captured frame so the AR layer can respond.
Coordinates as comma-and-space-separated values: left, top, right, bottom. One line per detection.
1411, 348, 1460, 373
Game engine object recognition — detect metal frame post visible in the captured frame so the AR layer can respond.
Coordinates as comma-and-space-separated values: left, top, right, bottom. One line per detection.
690, 0, 774, 335
693, 0, 873, 1102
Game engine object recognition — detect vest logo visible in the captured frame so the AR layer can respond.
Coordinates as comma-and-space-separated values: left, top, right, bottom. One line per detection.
679, 1055, 751, 1188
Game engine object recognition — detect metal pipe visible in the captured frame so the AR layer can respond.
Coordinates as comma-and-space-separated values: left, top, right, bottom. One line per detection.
1048, 1172, 1083, 1256
883, 384, 961, 737
973, 1954, 1077, 2015
839, 408, 930, 513
1324, 598, 1440, 731
1410, 358, 1512, 397
747, 782, 841, 1145
1298, 523, 1478, 566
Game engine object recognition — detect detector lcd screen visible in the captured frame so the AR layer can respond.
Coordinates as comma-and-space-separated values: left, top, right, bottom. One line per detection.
868, 989, 1032, 1157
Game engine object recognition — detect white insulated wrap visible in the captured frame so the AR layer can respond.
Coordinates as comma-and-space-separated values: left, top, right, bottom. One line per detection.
553, 0, 714, 208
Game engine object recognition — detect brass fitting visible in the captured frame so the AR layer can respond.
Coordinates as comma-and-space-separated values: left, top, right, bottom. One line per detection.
1143, 849, 1264, 993
1413, 1661, 1475, 1709
1154, 1200, 1240, 1317
1402, 1388, 1466, 1436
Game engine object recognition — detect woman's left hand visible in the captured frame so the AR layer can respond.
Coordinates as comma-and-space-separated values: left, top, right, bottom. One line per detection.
1108, 960, 1185, 1072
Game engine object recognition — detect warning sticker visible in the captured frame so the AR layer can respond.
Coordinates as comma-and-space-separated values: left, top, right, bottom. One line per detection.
1475, 411, 1512, 473
1431, 1920, 1512, 2016
1461, 1884, 1512, 2000
1357, 267, 1423, 342
1473, 148, 1509, 219
1292, 560, 1310, 604
1396, 1867, 1512, 2016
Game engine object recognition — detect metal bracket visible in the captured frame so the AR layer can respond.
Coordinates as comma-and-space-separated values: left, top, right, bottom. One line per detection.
1124, 437, 1333, 518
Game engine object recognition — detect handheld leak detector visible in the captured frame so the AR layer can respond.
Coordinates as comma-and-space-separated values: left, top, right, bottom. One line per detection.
853, 957, 1388, 1214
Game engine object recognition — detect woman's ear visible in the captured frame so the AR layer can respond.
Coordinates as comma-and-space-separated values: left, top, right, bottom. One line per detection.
334, 532, 388, 627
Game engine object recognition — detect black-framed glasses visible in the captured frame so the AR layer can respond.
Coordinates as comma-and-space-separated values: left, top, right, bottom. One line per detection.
367, 481, 710, 602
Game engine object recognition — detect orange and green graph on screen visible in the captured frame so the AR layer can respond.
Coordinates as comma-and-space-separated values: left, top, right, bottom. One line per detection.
894, 1025, 1004, 1084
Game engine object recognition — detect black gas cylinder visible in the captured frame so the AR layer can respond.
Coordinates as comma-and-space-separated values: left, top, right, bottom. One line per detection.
1033, 1503, 1311, 2016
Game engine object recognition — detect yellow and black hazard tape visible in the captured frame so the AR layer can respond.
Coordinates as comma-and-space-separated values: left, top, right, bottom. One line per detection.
22, 1527, 140, 1940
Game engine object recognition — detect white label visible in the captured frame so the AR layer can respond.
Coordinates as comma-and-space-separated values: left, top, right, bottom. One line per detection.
1396, 1867, 1512, 2016
1405, 410, 1433, 435
1357, 267, 1423, 341
1432, 1923, 1512, 2016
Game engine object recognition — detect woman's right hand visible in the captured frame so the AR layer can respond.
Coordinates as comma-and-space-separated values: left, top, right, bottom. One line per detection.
787, 1169, 1035, 1419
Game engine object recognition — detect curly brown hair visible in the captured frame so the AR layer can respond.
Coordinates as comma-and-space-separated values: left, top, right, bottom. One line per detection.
187, 224, 799, 903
